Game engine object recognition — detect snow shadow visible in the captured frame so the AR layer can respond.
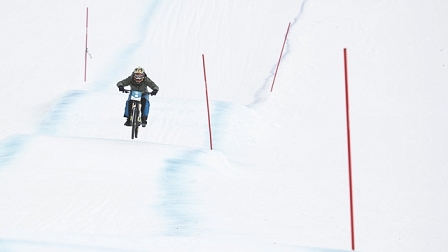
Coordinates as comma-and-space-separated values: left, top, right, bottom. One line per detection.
0, 134, 29, 168
38, 90, 86, 135
158, 149, 205, 236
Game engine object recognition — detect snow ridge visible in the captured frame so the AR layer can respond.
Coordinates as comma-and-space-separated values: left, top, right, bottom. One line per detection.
249, 0, 309, 108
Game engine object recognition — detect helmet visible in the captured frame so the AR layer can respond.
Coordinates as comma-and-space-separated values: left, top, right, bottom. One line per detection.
133, 66, 146, 83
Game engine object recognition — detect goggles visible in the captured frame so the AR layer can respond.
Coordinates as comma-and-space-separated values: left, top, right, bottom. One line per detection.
134, 73, 144, 81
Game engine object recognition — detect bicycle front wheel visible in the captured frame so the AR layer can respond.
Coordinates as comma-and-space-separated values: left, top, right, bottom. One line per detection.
131, 106, 138, 139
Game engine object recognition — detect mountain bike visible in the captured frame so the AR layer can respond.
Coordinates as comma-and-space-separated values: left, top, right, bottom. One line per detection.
122, 89, 142, 139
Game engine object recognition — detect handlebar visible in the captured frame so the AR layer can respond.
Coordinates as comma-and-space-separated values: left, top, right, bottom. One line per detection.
120, 89, 151, 95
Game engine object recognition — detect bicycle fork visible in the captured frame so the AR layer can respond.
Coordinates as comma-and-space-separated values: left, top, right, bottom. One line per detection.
130, 101, 142, 124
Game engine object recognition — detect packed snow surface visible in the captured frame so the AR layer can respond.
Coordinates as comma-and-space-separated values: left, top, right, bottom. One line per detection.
1, 0, 447, 251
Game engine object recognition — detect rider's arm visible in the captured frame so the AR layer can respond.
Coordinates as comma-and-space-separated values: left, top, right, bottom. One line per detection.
145, 77, 159, 92
116, 76, 132, 88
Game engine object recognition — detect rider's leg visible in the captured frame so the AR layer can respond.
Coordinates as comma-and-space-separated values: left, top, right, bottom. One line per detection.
124, 97, 132, 126
124, 94, 133, 117
141, 96, 150, 126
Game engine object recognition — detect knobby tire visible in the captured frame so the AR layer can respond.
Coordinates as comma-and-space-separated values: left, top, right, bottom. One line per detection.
135, 109, 139, 139
131, 105, 138, 139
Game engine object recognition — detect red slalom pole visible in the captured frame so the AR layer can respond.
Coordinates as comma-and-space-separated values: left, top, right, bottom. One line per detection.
202, 54, 213, 150
270, 22, 291, 92
84, 7, 89, 82
344, 48, 355, 251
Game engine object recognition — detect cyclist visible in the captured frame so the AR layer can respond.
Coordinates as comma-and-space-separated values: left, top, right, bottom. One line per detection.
117, 66, 159, 127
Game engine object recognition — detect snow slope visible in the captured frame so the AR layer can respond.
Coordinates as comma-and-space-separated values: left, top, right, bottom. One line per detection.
1, 0, 448, 251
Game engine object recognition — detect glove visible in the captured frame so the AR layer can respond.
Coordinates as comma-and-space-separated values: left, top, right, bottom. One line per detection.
118, 86, 124, 92
150, 90, 158, 96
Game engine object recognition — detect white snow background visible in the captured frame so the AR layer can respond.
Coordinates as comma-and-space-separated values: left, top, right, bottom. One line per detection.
0, 0, 447, 251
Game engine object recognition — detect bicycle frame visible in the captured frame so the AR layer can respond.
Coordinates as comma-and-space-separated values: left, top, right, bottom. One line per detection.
130, 90, 142, 114
128, 90, 143, 139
